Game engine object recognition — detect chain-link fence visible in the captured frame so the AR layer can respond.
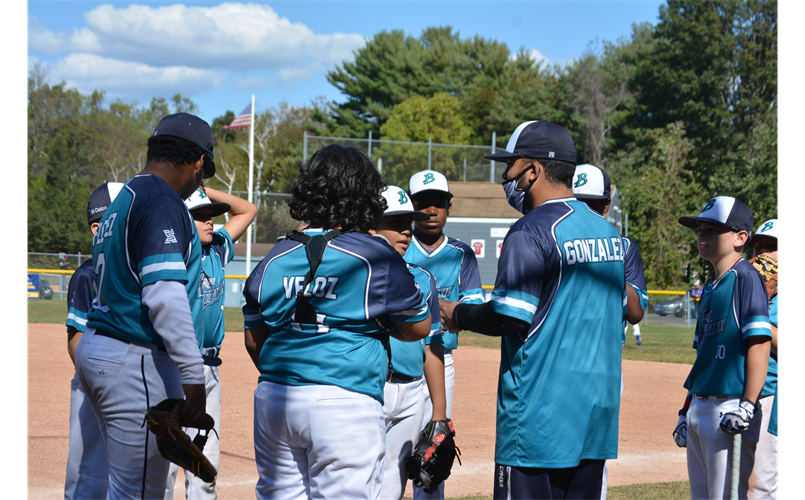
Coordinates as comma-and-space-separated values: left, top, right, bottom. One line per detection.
304, 133, 507, 188
225, 191, 296, 244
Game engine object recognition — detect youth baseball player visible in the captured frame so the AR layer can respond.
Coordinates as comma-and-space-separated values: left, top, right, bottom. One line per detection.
242, 145, 432, 500
75, 113, 215, 499
440, 120, 626, 499
743, 218, 778, 499
674, 196, 771, 500
374, 186, 447, 500
64, 181, 123, 500
572, 163, 648, 500
404, 169, 483, 500
164, 186, 257, 500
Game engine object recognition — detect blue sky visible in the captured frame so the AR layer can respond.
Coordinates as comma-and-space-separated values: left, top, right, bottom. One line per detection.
27, 0, 664, 125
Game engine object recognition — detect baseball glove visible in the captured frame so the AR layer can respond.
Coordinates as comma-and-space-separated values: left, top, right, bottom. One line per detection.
405, 419, 461, 493
750, 254, 778, 299
143, 398, 218, 483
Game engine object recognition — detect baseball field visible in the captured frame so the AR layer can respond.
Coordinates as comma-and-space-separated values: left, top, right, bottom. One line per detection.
28, 301, 693, 499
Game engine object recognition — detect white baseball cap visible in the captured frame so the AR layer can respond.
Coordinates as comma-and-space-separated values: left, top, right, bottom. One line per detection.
572, 164, 611, 200
409, 170, 453, 198
755, 219, 778, 240
185, 187, 230, 217
381, 185, 430, 220
678, 196, 753, 234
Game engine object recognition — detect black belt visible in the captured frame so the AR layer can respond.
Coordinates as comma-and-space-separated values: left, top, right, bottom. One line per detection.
388, 373, 422, 384
201, 346, 222, 367
94, 328, 167, 352
693, 394, 730, 400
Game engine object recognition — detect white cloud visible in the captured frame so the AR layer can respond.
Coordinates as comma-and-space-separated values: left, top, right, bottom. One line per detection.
526, 48, 548, 66
29, 3, 366, 72
47, 53, 227, 101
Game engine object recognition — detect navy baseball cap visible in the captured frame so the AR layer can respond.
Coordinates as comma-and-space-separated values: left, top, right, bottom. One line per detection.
87, 182, 124, 225
485, 120, 577, 164
572, 164, 611, 200
678, 196, 754, 235
153, 113, 216, 179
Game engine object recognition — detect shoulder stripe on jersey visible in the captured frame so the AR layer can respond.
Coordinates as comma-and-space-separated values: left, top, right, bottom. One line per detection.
525, 201, 574, 342
329, 242, 373, 320
123, 183, 141, 285
67, 312, 87, 326
492, 295, 537, 315
461, 293, 485, 302
140, 261, 186, 279
743, 321, 771, 333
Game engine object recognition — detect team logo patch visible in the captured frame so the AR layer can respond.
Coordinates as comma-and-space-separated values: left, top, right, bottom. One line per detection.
398, 190, 408, 205
164, 229, 178, 244
548, 151, 555, 158
423, 173, 435, 185
701, 199, 716, 213
574, 173, 588, 188
761, 221, 774, 233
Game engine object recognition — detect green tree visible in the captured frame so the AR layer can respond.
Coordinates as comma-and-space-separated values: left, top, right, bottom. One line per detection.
612, 123, 705, 289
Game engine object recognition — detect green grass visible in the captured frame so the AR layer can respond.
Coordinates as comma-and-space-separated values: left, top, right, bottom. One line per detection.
622, 325, 696, 365
27, 298, 68, 324
443, 481, 690, 500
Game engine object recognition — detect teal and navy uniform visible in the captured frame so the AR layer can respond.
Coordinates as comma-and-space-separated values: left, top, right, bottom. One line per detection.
684, 259, 772, 397
491, 197, 626, 468
87, 175, 204, 346
198, 228, 234, 350
242, 229, 430, 404
390, 264, 443, 378
768, 294, 778, 436
623, 236, 649, 312
66, 259, 95, 333
492, 198, 626, 468
404, 235, 484, 349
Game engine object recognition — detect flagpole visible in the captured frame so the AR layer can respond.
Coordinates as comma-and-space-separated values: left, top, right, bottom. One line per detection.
245, 94, 255, 275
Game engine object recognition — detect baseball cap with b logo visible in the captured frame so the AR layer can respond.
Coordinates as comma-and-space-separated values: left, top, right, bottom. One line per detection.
409, 170, 453, 199
755, 219, 778, 240
381, 185, 430, 220
572, 164, 611, 200
184, 187, 231, 217
678, 196, 754, 235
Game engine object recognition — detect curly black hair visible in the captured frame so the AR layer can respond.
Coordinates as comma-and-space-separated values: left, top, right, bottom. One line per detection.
147, 134, 208, 167
287, 145, 387, 232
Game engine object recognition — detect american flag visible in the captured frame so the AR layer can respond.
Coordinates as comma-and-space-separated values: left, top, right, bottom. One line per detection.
222, 103, 252, 129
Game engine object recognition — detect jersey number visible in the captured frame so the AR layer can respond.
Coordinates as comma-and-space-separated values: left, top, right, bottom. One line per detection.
92, 252, 110, 313
715, 344, 726, 360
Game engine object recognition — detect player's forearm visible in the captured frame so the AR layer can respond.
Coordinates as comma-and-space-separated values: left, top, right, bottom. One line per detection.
770, 324, 778, 357
424, 343, 447, 421
743, 337, 771, 404
245, 326, 270, 370
141, 281, 205, 385
625, 285, 644, 324
452, 301, 530, 337
392, 314, 432, 342
67, 329, 82, 368
207, 187, 258, 242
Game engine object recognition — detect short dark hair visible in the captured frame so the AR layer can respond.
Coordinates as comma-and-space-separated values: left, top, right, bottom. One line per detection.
147, 134, 208, 167
287, 145, 387, 232
524, 158, 576, 188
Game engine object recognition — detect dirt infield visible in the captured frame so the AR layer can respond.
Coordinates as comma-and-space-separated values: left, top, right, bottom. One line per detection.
29, 323, 690, 499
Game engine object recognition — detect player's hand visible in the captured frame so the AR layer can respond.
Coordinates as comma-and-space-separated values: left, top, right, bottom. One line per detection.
719, 400, 755, 434
673, 412, 687, 447
438, 299, 461, 333
178, 383, 207, 427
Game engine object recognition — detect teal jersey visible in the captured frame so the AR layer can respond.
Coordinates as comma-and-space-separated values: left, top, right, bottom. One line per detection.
389, 264, 443, 378
242, 229, 430, 403
767, 294, 778, 435
684, 259, 772, 397
86, 175, 204, 346
492, 198, 626, 468
199, 228, 234, 349
762, 294, 778, 398
404, 234, 484, 350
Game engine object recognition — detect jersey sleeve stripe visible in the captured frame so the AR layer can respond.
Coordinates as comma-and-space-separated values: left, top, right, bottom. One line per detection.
742, 320, 771, 333
460, 291, 485, 303
140, 261, 187, 277
491, 294, 538, 314
66, 312, 88, 326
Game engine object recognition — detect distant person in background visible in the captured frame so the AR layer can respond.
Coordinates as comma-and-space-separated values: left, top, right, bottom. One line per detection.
691, 280, 703, 303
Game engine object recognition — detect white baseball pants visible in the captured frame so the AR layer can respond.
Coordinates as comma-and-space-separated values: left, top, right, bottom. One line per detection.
745, 394, 777, 499
164, 364, 221, 500
253, 380, 386, 500
76, 328, 184, 500
380, 377, 427, 500
64, 371, 109, 500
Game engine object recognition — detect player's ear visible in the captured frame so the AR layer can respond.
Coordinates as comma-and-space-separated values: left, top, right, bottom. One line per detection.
447, 198, 452, 216
90, 222, 100, 236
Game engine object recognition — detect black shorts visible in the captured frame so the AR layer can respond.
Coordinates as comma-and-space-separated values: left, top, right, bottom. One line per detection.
493, 459, 605, 500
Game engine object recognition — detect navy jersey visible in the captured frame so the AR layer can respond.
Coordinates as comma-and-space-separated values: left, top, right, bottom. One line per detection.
623, 236, 649, 312
389, 263, 443, 378
242, 229, 430, 403
404, 234, 484, 350
199, 228, 234, 349
66, 259, 95, 333
86, 175, 204, 346
491, 198, 626, 468
684, 259, 772, 397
